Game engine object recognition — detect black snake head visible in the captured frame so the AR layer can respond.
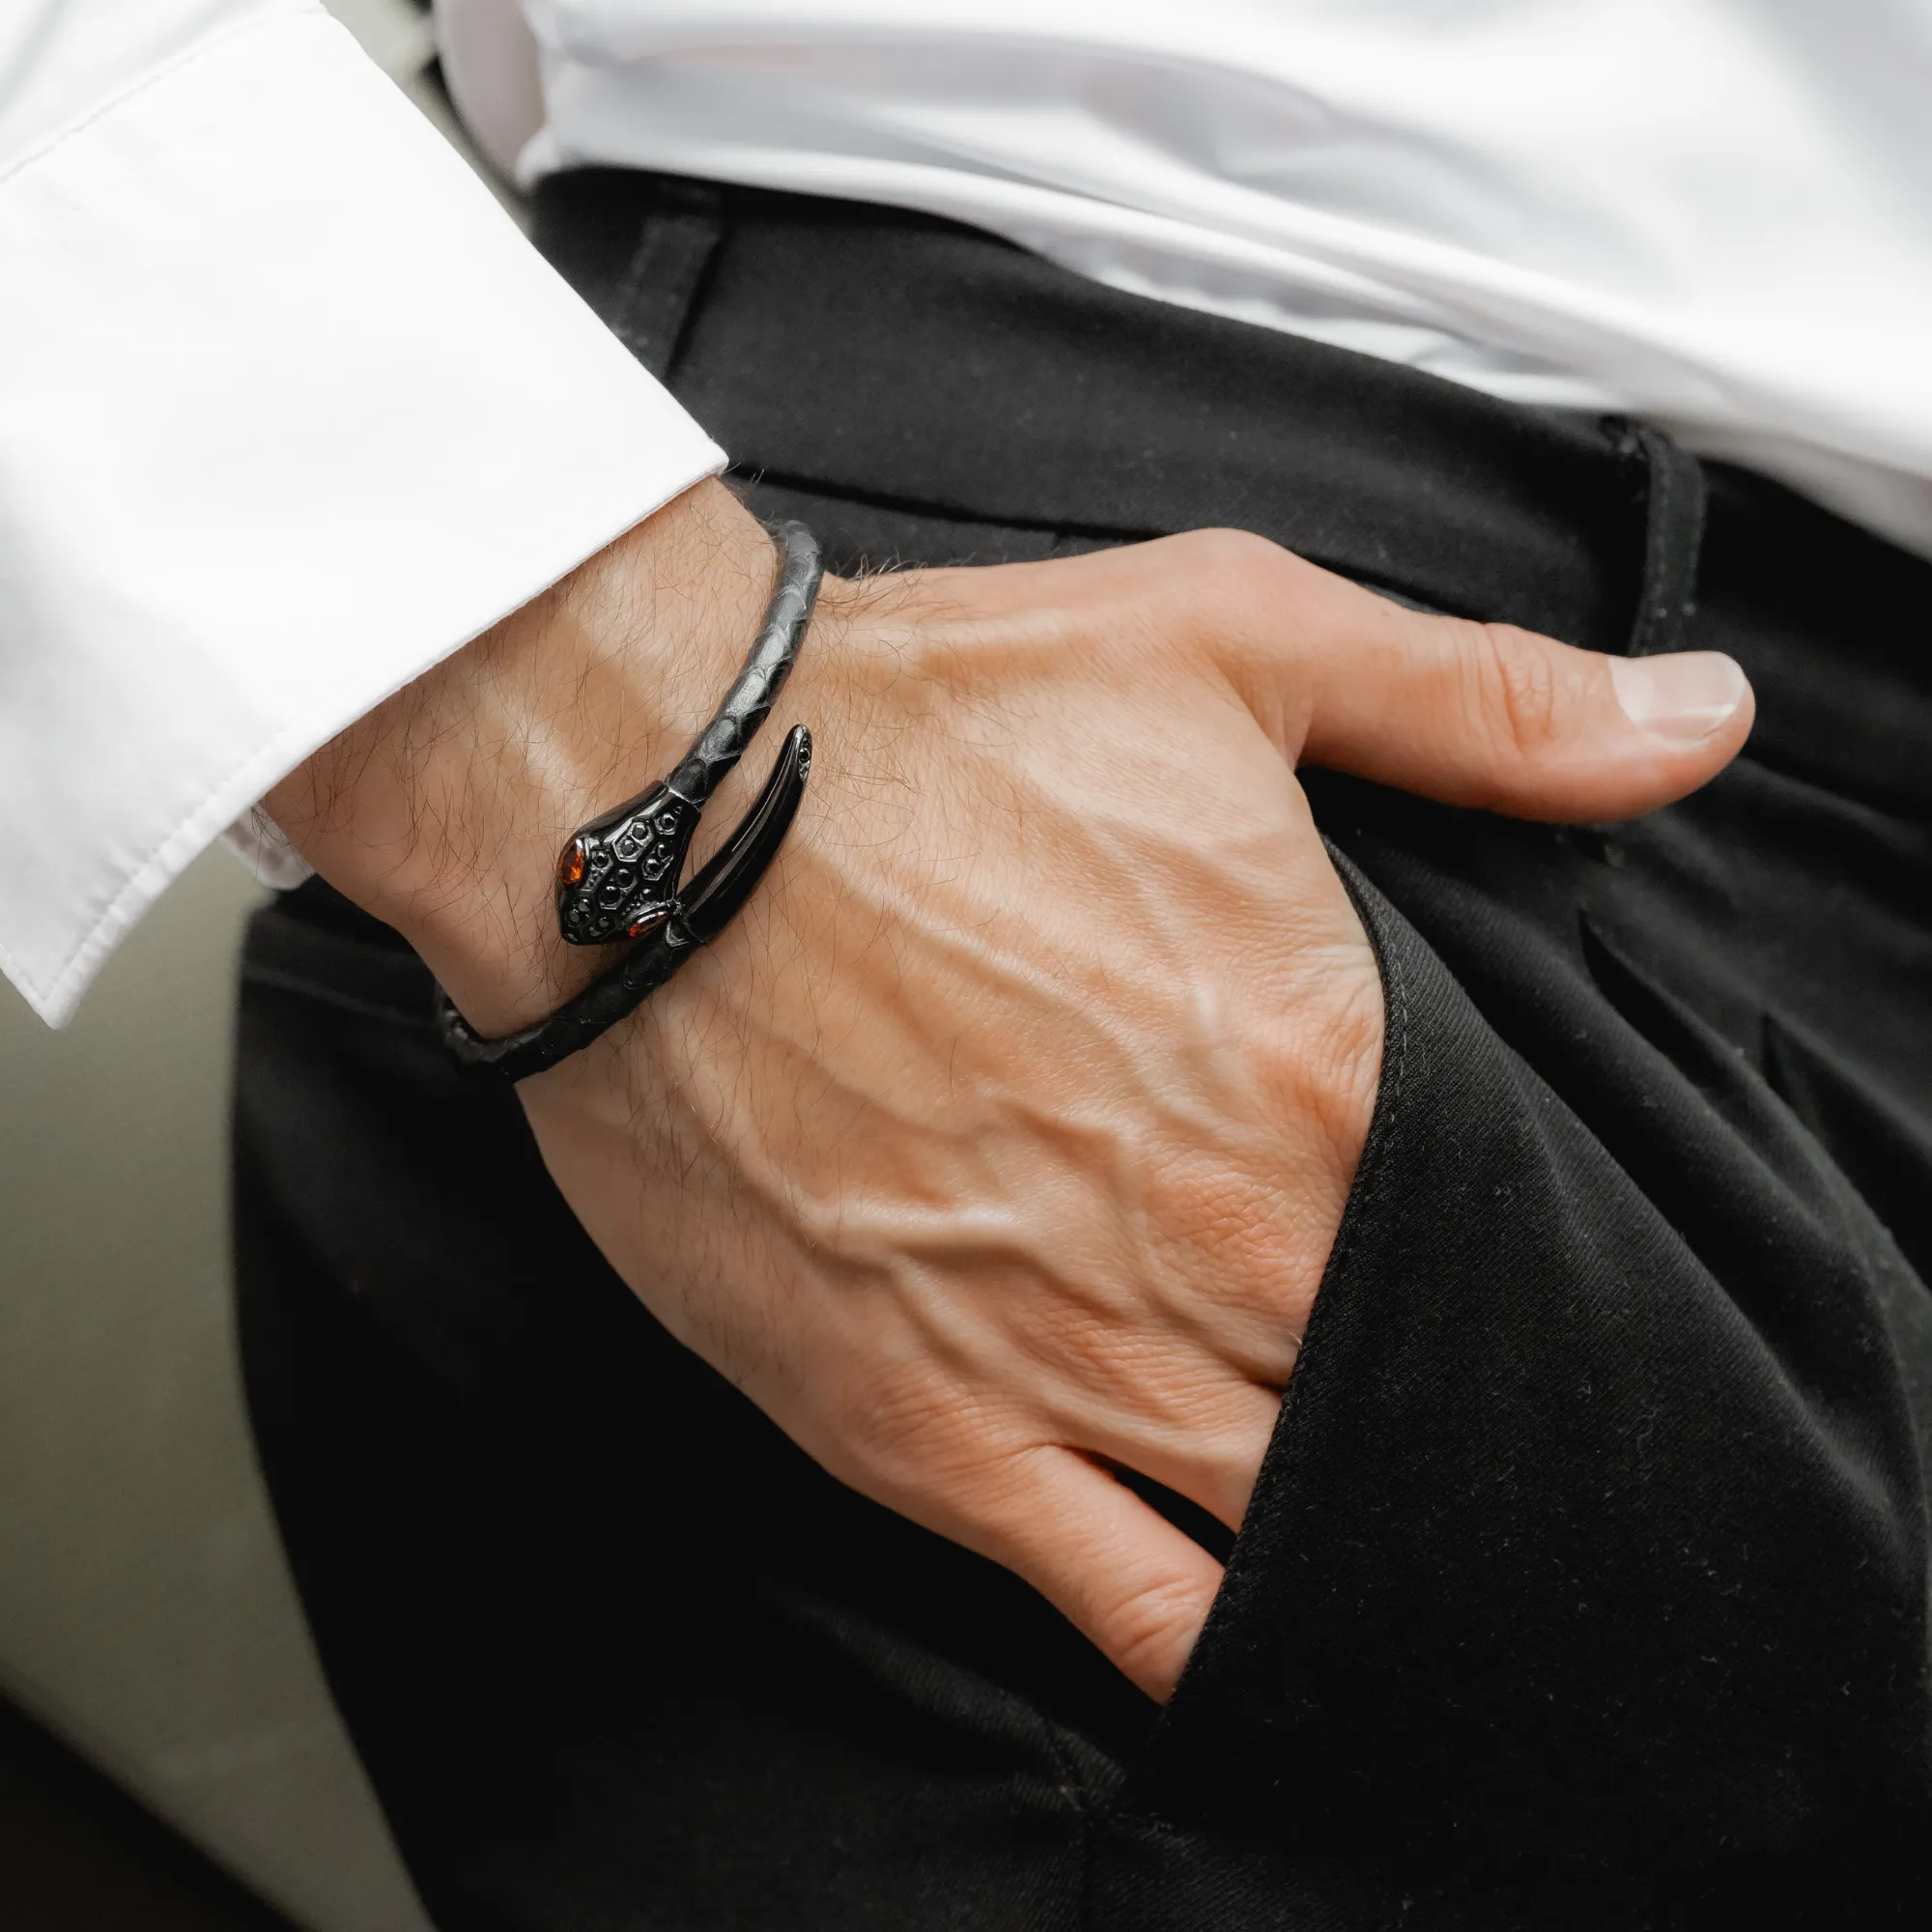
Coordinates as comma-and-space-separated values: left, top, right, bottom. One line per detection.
555, 781, 701, 946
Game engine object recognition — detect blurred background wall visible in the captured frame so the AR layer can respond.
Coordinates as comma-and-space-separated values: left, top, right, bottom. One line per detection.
0, 852, 430, 1931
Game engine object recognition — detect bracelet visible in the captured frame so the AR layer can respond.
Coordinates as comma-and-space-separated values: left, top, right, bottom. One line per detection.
436, 522, 823, 1081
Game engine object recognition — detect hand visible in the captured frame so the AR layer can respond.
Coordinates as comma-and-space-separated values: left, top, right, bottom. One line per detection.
272, 483, 1752, 1700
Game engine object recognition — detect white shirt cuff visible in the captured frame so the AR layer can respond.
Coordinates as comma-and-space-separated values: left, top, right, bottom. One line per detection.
0, 6, 724, 1024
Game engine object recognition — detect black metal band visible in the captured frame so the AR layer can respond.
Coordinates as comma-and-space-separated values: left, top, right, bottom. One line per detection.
556, 521, 823, 948
435, 523, 822, 1081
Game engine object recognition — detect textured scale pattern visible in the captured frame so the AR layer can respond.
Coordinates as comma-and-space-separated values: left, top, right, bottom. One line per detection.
557, 787, 698, 947
554, 523, 822, 949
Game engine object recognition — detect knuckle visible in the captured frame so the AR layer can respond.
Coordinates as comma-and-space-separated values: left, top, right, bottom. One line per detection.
1101, 1572, 1211, 1685
1172, 526, 1279, 577
1167, 528, 1294, 625
1464, 620, 1564, 758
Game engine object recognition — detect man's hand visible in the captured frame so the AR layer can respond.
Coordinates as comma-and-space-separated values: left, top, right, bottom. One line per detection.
270, 482, 1751, 1701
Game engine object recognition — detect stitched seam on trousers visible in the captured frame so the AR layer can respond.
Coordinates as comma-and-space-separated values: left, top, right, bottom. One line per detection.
1328, 870, 1413, 1292
1301, 911, 1411, 1387
1017, 1707, 1090, 1932
1640, 433, 1685, 654
1617, 419, 1706, 659
613, 197, 723, 380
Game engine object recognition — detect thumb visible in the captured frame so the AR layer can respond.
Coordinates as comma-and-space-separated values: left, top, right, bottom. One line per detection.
1279, 570, 1753, 823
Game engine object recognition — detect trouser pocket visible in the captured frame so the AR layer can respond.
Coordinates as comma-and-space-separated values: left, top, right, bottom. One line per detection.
1091, 835, 1931, 1927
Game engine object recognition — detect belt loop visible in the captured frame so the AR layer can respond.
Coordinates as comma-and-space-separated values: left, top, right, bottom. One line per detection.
1605, 417, 1707, 657
612, 179, 725, 382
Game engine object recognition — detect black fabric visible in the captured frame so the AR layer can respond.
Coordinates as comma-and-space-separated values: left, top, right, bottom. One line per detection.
235, 172, 1932, 1928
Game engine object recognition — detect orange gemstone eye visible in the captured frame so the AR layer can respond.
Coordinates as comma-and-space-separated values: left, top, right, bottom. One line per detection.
559, 843, 586, 886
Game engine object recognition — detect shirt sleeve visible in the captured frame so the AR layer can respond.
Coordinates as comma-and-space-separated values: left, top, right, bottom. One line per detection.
0, 0, 725, 1025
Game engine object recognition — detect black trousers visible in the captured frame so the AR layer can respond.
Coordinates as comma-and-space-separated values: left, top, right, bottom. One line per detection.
236, 174, 1932, 1928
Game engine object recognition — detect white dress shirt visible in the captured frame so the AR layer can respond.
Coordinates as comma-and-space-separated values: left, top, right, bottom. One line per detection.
5, 1, 1930, 1024
473, 0, 1932, 559
0, 0, 721, 1024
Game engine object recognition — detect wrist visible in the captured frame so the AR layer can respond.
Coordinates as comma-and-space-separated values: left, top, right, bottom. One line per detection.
268, 479, 779, 1034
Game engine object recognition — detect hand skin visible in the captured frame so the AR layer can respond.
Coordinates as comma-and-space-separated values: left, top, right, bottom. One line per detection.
270, 479, 1753, 1702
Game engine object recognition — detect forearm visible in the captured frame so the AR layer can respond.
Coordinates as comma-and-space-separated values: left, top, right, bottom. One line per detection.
267, 481, 777, 1036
